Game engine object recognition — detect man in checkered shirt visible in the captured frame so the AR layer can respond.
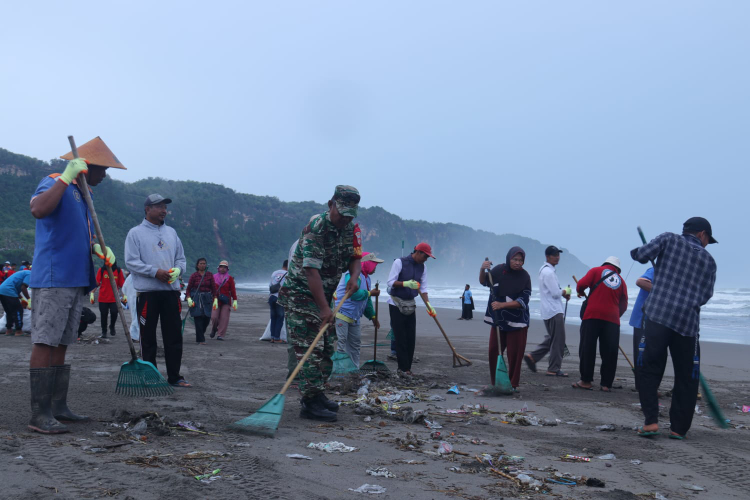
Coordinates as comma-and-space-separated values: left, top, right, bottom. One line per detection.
630, 217, 717, 439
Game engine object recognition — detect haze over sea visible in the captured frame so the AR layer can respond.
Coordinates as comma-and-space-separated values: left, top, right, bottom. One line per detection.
237, 282, 750, 346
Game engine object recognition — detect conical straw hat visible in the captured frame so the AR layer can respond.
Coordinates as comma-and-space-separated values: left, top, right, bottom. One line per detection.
60, 136, 126, 170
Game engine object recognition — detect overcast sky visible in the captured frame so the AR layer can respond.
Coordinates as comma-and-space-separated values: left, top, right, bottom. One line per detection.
1, 1, 746, 286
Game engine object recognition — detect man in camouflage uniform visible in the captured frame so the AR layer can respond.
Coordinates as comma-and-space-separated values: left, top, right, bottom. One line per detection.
278, 185, 362, 422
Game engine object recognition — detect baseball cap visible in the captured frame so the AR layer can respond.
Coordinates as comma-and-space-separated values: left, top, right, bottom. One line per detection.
415, 242, 436, 259
144, 194, 172, 206
361, 252, 384, 263
218, 260, 229, 268
545, 245, 563, 256
604, 256, 621, 270
333, 185, 360, 218
683, 217, 718, 244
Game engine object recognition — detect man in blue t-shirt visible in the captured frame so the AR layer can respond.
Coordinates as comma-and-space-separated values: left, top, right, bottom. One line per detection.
27, 137, 125, 435
629, 267, 653, 391
0, 270, 31, 335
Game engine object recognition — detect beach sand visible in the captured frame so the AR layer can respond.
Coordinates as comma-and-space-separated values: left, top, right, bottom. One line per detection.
1, 292, 748, 499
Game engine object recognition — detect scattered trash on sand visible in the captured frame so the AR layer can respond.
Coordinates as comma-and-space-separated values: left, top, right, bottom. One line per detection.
447, 385, 460, 394
286, 454, 312, 460
428, 395, 446, 402
233, 443, 251, 447
683, 484, 705, 491
366, 467, 395, 478
517, 474, 543, 488
424, 419, 442, 429
654, 493, 668, 500
307, 441, 357, 453
349, 484, 386, 494
596, 424, 616, 431
195, 469, 221, 481
94, 431, 111, 437
561, 455, 590, 462
395, 432, 424, 450
630, 459, 642, 465
15, 456, 22, 460
437, 442, 453, 455
597, 454, 616, 460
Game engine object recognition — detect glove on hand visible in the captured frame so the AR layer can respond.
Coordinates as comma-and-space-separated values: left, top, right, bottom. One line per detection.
212, 298, 218, 310
403, 280, 420, 290
60, 158, 89, 185
92, 244, 115, 266
187, 297, 195, 308
89, 292, 95, 304
426, 301, 437, 317
168, 267, 181, 284
232, 299, 238, 311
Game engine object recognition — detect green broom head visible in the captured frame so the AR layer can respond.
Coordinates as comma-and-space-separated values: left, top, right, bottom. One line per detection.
491, 356, 514, 395
229, 394, 285, 437
699, 374, 729, 429
360, 359, 390, 373
328, 351, 360, 381
116, 359, 174, 397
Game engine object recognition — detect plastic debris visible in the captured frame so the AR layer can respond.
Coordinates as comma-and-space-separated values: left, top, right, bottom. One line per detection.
366, 467, 395, 478
597, 454, 616, 460
424, 419, 443, 429
541, 418, 558, 426
195, 469, 221, 481
517, 474, 543, 488
307, 441, 357, 453
357, 380, 372, 396
742, 405, 750, 413
586, 478, 606, 487
683, 484, 705, 491
349, 484, 386, 494
380, 390, 415, 403
364, 416, 372, 422
694, 405, 702, 415
428, 395, 446, 402
501, 455, 524, 463
177, 421, 202, 431
15, 456, 22, 459
562, 454, 590, 462
233, 443, 251, 447
654, 493, 668, 500
566, 420, 583, 425
129, 419, 147, 435
93, 431, 111, 437
437, 441, 453, 455
630, 459, 642, 465
596, 424, 616, 432
447, 385, 460, 394
286, 454, 312, 460
521, 402, 528, 413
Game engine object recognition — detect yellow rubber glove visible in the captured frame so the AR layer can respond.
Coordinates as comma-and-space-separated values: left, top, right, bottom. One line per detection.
168, 267, 181, 284
187, 297, 195, 308
121, 295, 128, 305
59, 158, 89, 185
232, 299, 238, 311
92, 244, 115, 266
403, 280, 420, 290
89, 292, 95, 304
212, 298, 218, 310
426, 301, 436, 317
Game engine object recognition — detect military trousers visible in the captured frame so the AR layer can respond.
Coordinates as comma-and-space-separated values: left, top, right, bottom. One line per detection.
286, 310, 335, 398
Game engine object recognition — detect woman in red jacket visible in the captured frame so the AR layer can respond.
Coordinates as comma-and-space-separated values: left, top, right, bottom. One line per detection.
92, 263, 125, 338
211, 260, 237, 340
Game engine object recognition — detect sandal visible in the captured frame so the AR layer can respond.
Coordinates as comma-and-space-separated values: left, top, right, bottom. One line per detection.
668, 432, 685, 440
545, 370, 568, 377
571, 382, 593, 391
170, 379, 192, 388
637, 426, 660, 437
600, 387, 612, 392
524, 354, 537, 373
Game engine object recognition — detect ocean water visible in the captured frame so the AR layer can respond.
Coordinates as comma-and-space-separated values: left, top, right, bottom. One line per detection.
237, 281, 750, 346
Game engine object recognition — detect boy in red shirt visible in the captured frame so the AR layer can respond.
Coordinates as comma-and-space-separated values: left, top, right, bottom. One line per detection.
91, 263, 125, 338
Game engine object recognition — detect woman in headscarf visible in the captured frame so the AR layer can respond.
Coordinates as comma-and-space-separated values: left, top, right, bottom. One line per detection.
479, 247, 532, 391
186, 258, 218, 344
332, 252, 383, 367
210, 260, 237, 341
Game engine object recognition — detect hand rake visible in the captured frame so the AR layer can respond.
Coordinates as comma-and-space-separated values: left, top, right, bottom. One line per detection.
229, 291, 352, 436
417, 290, 471, 367
360, 282, 389, 373
68, 135, 172, 397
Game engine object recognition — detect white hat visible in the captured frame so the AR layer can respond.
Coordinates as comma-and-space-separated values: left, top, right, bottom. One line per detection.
604, 256, 621, 270
361, 252, 384, 263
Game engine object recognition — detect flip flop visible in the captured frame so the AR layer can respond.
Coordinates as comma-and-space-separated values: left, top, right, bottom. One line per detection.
571, 382, 593, 391
170, 379, 192, 388
600, 387, 612, 392
524, 354, 537, 373
668, 433, 685, 440
637, 426, 660, 437
546, 370, 569, 377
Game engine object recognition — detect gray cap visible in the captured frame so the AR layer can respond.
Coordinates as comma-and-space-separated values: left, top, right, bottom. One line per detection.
144, 194, 172, 206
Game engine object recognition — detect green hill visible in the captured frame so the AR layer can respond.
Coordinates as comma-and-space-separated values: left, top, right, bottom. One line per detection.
0, 147, 590, 284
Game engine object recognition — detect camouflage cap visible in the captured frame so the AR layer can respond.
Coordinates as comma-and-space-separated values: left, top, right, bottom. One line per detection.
333, 185, 360, 217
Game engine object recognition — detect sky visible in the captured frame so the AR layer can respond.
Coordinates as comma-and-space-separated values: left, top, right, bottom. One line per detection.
1, 1, 747, 287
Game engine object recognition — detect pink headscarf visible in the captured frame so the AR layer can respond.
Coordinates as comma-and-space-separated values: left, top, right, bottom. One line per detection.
360, 252, 379, 277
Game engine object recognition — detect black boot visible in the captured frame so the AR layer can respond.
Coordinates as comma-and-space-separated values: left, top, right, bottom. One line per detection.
51, 365, 89, 422
28, 368, 69, 434
109, 326, 116, 337
318, 393, 339, 413
300, 394, 337, 422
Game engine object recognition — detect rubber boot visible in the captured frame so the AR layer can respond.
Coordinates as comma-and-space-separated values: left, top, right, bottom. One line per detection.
51, 365, 89, 422
28, 368, 69, 434
300, 395, 337, 422
109, 326, 116, 337
319, 393, 339, 413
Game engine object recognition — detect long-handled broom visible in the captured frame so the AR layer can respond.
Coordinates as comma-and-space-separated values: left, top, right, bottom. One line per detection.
483, 259, 513, 395
230, 291, 352, 436
416, 290, 471, 367
636, 226, 728, 429
68, 136, 172, 397
360, 282, 389, 373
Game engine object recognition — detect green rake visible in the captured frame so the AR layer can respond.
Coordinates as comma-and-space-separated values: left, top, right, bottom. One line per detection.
329, 351, 361, 380
68, 135, 172, 398
360, 282, 389, 373
230, 291, 352, 436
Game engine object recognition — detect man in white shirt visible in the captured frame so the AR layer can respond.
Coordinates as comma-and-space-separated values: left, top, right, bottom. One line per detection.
525, 246, 570, 376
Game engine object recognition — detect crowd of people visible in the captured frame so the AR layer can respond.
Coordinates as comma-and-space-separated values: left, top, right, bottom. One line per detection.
7, 136, 719, 441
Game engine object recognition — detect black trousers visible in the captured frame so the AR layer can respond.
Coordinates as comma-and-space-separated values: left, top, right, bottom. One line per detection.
99, 302, 118, 334
638, 319, 700, 436
579, 318, 620, 388
0, 295, 23, 331
461, 303, 473, 319
390, 304, 416, 372
137, 291, 184, 384
194, 315, 210, 343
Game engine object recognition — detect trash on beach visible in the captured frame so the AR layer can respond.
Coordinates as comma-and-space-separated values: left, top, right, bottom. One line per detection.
683, 484, 705, 491
395, 432, 424, 449
177, 421, 203, 431
566, 421, 583, 425
597, 454, 616, 460
307, 441, 357, 453
82, 446, 108, 453
184, 451, 231, 459
437, 441, 453, 455
195, 469, 221, 481
349, 484, 386, 494
447, 385, 460, 394
596, 424, 616, 432
286, 454, 312, 460
446, 408, 468, 414
585, 478, 606, 487
367, 467, 395, 478
379, 390, 415, 403
561, 454, 590, 462
15, 456, 22, 459
398, 459, 425, 464
500, 455, 524, 463
541, 418, 558, 426
428, 395, 446, 402
517, 474, 542, 488
402, 410, 426, 425
653, 494, 668, 500
364, 416, 372, 422
694, 405, 702, 415
424, 419, 443, 429
742, 405, 750, 413
129, 419, 147, 435
630, 459, 642, 465
521, 402, 528, 413
357, 380, 372, 396
94, 431, 111, 437
233, 443, 251, 447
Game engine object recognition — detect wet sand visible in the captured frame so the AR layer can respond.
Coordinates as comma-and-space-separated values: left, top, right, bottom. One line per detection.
1, 292, 748, 499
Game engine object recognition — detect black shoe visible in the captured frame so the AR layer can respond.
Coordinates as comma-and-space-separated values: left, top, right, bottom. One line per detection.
210, 328, 217, 339
99, 332, 107, 339
109, 328, 116, 337
318, 393, 339, 413
300, 395, 337, 422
